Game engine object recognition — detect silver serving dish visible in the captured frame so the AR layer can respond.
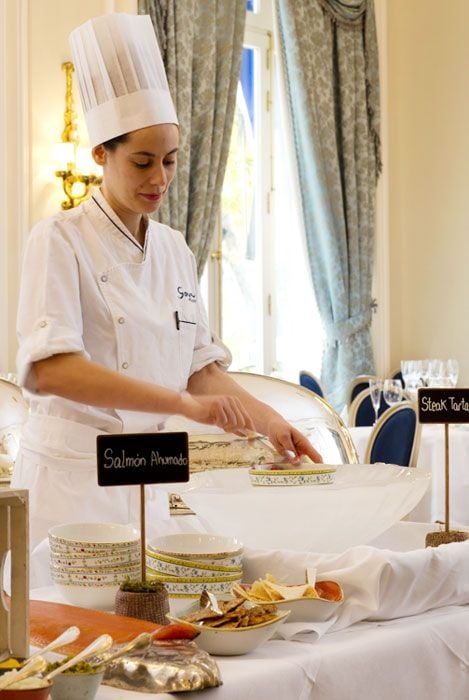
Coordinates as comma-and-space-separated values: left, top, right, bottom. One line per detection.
102, 639, 222, 694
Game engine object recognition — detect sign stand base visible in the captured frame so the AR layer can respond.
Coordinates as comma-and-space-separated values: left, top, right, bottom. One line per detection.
425, 530, 469, 547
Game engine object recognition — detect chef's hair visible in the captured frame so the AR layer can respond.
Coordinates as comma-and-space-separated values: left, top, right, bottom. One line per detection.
102, 133, 130, 152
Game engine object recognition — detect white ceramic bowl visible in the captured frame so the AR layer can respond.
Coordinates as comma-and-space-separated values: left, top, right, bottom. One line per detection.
145, 552, 242, 579
50, 563, 141, 585
248, 465, 336, 487
235, 582, 344, 622
167, 595, 200, 617
48, 522, 139, 551
238, 594, 341, 623
53, 581, 120, 610
168, 608, 291, 655
147, 572, 242, 597
50, 549, 140, 569
147, 533, 243, 561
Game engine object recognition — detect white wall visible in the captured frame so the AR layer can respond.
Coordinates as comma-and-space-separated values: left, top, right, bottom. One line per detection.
387, 0, 469, 384
0, 0, 136, 372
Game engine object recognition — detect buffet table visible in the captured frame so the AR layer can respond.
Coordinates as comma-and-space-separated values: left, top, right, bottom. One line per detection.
31, 592, 469, 700
350, 424, 469, 525
31, 521, 469, 700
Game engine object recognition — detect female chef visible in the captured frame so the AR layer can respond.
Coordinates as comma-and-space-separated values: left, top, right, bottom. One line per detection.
12, 13, 321, 563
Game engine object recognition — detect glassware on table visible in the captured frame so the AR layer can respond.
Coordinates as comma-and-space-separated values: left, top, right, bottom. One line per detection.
383, 379, 403, 407
400, 360, 419, 399
447, 359, 459, 388
368, 378, 383, 425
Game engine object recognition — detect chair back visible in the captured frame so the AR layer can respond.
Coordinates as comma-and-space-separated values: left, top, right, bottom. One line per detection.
299, 370, 324, 398
364, 401, 420, 467
228, 372, 357, 464
347, 374, 375, 407
348, 388, 387, 427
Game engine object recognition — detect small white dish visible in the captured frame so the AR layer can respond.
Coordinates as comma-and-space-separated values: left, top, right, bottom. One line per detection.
168, 607, 290, 655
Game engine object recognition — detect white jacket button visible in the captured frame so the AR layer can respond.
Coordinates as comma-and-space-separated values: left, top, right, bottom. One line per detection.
118, 317, 125, 324
121, 361, 129, 369
100, 274, 108, 282
39, 320, 47, 328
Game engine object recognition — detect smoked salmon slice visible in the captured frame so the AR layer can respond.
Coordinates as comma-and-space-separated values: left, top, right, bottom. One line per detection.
29, 599, 197, 654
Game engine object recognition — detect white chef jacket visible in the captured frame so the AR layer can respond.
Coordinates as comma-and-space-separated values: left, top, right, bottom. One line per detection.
12, 188, 228, 574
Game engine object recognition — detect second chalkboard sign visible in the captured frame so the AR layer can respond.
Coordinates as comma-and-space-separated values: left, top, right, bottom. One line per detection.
96, 432, 189, 487
418, 388, 469, 424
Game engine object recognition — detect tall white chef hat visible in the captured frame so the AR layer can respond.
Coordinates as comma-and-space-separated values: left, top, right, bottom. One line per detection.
69, 13, 178, 148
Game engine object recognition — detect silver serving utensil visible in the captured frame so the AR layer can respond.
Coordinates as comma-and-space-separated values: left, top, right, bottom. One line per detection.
90, 632, 152, 668
0, 655, 46, 690
26, 626, 80, 662
241, 429, 278, 455
200, 589, 223, 615
45, 634, 113, 681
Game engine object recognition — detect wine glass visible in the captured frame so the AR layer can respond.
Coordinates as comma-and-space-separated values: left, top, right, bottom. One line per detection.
383, 379, 403, 407
368, 378, 383, 425
447, 359, 459, 387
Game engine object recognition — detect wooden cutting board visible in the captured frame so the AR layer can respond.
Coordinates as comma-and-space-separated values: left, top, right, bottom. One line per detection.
29, 599, 197, 655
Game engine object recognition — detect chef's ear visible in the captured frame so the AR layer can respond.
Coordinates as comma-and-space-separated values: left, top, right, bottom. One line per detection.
92, 144, 107, 166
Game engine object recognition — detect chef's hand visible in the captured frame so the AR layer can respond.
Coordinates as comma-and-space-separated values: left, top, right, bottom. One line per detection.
180, 392, 256, 435
265, 418, 323, 464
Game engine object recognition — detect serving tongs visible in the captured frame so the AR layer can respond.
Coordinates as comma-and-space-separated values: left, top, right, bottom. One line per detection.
45, 634, 113, 681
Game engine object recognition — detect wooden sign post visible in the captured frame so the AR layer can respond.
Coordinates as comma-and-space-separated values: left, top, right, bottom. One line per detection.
418, 388, 469, 546
96, 432, 189, 580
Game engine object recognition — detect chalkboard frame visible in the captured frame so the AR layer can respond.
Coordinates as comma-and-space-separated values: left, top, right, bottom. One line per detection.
418, 388, 469, 424
96, 432, 189, 487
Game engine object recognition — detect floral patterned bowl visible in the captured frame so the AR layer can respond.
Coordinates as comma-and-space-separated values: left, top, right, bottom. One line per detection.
145, 551, 242, 579
248, 465, 336, 487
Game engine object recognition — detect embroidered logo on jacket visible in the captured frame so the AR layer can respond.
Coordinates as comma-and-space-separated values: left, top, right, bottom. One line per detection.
177, 286, 197, 302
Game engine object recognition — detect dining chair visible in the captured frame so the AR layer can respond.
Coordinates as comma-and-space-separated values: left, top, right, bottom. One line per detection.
364, 401, 421, 468
348, 387, 388, 428
298, 370, 325, 398
389, 367, 404, 387
347, 375, 376, 408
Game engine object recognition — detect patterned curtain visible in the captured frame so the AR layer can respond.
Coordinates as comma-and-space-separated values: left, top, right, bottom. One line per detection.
275, 0, 381, 410
139, 0, 246, 276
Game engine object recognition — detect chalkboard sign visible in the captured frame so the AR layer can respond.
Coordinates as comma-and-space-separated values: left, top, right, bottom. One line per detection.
418, 388, 469, 424
96, 432, 189, 487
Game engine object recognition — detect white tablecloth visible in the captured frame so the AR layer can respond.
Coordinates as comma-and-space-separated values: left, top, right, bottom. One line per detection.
31, 522, 469, 700
349, 424, 469, 526
93, 606, 469, 699
31, 589, 469, 700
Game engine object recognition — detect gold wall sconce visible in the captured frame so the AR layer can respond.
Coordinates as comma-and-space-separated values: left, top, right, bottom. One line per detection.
54, 61, 102, 209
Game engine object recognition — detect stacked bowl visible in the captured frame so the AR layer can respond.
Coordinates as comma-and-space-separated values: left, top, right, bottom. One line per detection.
146, 533, 243, 615
49, 522, 140, 610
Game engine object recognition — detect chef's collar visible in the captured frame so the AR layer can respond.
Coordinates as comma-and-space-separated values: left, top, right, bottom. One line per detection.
89, 187, 149, 255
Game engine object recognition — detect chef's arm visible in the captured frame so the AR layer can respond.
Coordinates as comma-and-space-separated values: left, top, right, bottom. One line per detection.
31, 352, 255, 433
187, 363, 323, 463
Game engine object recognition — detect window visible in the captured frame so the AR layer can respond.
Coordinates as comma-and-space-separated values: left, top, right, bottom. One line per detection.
202, 0, 323, 382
